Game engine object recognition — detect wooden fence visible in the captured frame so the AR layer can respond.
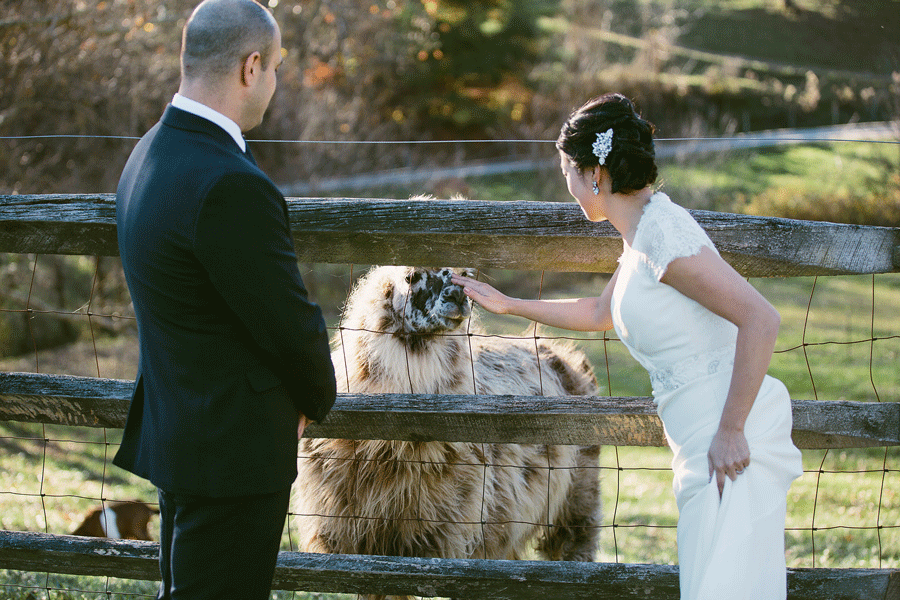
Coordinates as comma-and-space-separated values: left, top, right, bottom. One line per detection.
1, 193, 899, 599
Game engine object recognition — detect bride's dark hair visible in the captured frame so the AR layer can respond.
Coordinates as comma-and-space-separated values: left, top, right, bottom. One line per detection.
556, 93, 658, 194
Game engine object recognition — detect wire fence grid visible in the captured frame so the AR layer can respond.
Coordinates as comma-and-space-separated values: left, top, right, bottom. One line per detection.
0, 133, 898, 599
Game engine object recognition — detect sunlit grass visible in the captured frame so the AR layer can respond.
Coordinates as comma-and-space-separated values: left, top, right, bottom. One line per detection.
2, 260, 897, 598
2, 117, 898, 600
786, 448, 900, 569
473, 273, 900, 571
660, 140, 898, 216
758, 275, 900, 403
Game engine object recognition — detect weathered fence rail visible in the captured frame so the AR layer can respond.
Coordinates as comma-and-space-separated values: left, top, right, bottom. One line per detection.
1, 372, 898, 449
2, 194, 899, 599
1, 194, 898, 276
1, 531, 897, 600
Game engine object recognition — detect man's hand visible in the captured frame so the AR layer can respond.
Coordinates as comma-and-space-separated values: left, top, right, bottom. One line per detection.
298, 414, 311, 439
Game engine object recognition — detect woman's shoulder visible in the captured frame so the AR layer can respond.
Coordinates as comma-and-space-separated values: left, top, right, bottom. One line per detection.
639, 191, 692, 225
633, 192, 717, 280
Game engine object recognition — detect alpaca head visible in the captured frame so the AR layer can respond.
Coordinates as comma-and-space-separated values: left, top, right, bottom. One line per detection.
345, 266, 476, 349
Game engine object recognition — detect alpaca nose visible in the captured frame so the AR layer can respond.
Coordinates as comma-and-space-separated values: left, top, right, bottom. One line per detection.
443, 284, 465, 304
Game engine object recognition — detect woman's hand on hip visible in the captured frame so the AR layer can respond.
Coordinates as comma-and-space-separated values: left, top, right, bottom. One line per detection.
708, 426, 751, 496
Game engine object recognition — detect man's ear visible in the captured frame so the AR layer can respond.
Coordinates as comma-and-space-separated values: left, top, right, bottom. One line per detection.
240, 51, 262, 87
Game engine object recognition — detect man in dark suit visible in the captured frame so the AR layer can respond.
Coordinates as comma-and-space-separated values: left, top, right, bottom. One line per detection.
114, 1, 336, 597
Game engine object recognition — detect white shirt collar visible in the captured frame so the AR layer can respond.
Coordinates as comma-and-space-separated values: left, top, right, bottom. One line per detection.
171, 93, 246, 152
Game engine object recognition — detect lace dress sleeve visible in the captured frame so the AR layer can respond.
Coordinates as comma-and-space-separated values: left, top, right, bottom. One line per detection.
634, 194, 717, 281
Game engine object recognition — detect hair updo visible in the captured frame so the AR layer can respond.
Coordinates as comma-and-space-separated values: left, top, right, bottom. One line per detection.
556, 93, 658, 195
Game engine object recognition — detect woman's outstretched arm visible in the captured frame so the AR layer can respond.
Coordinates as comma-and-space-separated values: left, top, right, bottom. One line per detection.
451, 267, 620, 332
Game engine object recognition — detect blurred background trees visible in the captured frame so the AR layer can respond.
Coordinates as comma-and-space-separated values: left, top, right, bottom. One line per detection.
2, 0, 897, 194
1, 0, 898, 359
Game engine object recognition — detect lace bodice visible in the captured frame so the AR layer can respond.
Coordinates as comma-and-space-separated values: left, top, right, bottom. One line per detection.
611, 192, 738, 401
629, 193, 717, 282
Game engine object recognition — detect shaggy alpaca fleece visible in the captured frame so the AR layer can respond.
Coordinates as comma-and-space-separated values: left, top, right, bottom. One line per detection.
295, 267, 601, 597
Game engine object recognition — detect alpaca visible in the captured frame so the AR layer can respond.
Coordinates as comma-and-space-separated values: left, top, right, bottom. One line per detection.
294, 266, 600, 598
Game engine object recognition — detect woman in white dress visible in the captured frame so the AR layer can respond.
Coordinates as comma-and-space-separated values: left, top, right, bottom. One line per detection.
452, 92, 803, 599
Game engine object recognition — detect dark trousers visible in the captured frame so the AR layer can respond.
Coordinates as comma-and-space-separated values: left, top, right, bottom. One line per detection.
156, 486, 291, 600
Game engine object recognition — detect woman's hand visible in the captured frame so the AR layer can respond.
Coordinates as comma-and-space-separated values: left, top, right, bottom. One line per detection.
451, 274, 511, 314
708, 425, 751, 496
664, 246, 776, 498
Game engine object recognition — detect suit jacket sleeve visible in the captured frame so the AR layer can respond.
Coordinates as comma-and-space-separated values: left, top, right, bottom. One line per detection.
193, 171, 336, 422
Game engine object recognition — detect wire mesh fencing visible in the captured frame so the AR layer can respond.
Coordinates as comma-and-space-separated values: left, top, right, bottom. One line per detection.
1, 131, 899, 598
1, 257, 897, 599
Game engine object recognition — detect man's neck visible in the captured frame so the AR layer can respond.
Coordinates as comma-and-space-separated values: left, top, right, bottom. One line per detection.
177, 81, 244, 130
172, 92, 246, 152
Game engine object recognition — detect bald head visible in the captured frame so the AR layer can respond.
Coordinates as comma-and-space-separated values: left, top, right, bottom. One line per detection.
181, 0, 278, 83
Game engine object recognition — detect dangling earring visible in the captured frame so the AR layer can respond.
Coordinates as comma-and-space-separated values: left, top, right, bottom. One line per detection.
592, 181, 600, 195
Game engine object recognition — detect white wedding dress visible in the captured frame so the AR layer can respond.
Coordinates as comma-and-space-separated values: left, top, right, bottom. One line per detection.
610, 192, 803, 599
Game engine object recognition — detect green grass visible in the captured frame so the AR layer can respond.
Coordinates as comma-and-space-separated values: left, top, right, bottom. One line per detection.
2, 273, 896, 599
354, 140, 899, 226
2, 101, 898, 600
0, 570, 354, 600
3, 178, 899, 599
659, 140, 899, 216
472, 271, 900, 404
600, 445, 900, 570
757, 275, 900, 403
473, 272, 900, 570
672, 0, 900, 74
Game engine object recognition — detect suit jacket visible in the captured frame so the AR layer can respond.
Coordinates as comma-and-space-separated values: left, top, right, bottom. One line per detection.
114, 105, 336, 497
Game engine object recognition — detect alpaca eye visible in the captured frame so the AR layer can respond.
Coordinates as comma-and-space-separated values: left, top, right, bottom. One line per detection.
405, 271, 421, 285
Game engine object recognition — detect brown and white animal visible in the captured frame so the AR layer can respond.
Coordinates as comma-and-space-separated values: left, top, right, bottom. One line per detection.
71, 500, 158, 541
295, 266, 601, 584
